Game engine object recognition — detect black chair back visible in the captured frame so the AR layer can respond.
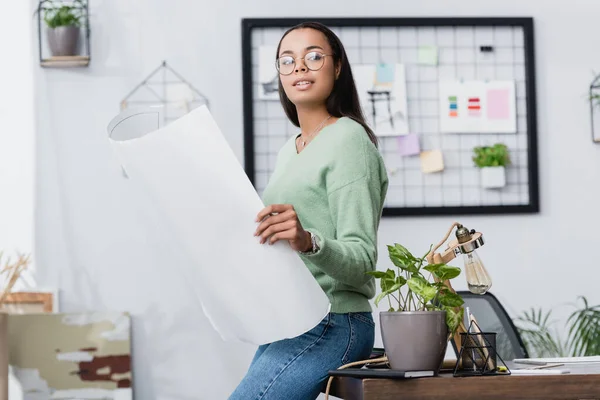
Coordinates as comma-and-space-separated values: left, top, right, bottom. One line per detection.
453, 291, 529, 361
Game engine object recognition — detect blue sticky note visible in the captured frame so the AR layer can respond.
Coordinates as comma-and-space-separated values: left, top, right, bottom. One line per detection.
375, 63, 395, 84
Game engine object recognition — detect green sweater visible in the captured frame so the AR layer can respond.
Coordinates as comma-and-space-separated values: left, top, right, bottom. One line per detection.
261, 117, 389, 313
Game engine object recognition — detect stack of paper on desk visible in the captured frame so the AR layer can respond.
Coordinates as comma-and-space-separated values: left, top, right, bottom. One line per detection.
510, 369, 570, 375
514, 356, 600, 364
108, 106, 330, 345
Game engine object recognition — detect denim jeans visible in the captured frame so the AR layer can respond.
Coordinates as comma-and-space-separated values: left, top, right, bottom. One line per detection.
228, 312, 375, 400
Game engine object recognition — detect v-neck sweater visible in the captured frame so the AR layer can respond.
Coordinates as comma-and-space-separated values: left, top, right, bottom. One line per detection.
261, 117, 389, 313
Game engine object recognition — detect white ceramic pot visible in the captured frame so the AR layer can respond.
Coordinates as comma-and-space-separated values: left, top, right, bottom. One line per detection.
481, 166, 506, 189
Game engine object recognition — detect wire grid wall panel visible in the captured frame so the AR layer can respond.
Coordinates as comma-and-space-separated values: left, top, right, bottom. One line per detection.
241, 18, 539, 216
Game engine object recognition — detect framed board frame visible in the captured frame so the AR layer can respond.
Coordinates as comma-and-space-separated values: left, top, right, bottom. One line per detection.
241, 17, 540, 216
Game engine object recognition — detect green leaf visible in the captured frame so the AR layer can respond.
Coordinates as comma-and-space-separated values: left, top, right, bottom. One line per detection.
388, 244, 420, 273
407, 276, 437, 303
514, 307, 566, 358
373, 291, 388, 307
380, 269, 397, 292
387, 245, 407, 269
438, 291, 465, 308
385, 282, 402, 294
566, 296, 600, 356
472, 143, 511, 168
424, 264, 461, 281
423, 263, 443, 274
437, 265, 461, 281
445, 307, 464, 334
407, 275, 427, 292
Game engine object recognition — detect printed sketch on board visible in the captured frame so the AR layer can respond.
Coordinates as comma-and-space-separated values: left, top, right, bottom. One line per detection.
258, 45, 279, 101
353, 63, 410, 136
438, 80, 517, 133
8, 312, 132, 400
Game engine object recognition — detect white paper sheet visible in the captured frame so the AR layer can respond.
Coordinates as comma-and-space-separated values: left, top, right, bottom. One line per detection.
353, 63, 409, 136
438, 80, 517, 133
258, 45, 279, 101
108, 106, 330, 345
514, 356, 600, 364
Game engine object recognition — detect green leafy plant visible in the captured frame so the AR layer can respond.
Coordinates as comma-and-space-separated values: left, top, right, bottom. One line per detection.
38, 0, 85, 28
366, 243, 465, 335
514, 296, 600, 358
472, 143, 511, 168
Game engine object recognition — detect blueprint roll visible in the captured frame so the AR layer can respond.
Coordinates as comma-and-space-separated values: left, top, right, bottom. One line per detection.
108, 105, 331, 345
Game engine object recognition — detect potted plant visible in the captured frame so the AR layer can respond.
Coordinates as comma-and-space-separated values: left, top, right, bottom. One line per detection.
39, 0, 85, 57
515, 295, 600, 358
366, 243, 464, 374
472, 143, 511, 189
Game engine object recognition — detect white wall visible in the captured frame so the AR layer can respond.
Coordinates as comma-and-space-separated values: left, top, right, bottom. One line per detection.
0, 1, 35, 262
33, 0, 600, 398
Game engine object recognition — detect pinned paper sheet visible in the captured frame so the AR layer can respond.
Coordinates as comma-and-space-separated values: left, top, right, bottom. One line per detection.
420, 150, 444, 173
398, 133, 420, 156
353, 63, 410, 136
258, 45, 279, 101
438, 80, 517, 133
487, 88, 511, 119
108, 106, 330, 345
418, 46, 438, 65
375, 63, 395, 84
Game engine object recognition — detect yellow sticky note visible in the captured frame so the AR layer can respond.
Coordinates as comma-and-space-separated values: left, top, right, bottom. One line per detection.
420, 150, 444, 173
418, 45, 438, 65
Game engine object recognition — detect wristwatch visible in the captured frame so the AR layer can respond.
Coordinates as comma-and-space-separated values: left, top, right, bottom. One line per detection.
299, 230, 320, 255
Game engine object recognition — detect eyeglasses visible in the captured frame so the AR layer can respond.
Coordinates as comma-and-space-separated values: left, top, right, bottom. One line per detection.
275, 51, 332, 76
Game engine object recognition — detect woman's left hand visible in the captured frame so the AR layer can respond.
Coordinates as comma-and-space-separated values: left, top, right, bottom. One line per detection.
255, 204, 312, 252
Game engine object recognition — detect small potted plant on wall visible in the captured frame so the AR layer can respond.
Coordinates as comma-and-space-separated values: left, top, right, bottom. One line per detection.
366, 243, 464, 374
472, 143, 511, 189
39, 0, 86, 57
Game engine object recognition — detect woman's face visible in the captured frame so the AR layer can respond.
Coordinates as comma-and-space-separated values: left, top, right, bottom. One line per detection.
278, 28, 339, 108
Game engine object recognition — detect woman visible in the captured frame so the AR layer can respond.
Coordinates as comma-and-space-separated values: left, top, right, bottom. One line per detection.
229, 22, 389, 399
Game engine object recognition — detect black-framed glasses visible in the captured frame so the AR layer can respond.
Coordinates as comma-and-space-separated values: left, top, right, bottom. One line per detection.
275, 51, 332, 75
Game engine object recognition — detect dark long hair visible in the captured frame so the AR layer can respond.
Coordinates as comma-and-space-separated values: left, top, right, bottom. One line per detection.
275, 22, 378, 148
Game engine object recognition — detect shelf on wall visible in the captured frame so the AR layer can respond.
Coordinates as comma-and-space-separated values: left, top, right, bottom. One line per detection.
37, 0, 91, 68
40, 55, 90, 68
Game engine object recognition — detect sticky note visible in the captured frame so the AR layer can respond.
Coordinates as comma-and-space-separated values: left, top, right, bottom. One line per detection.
486, 88, 510, 119
418, 46, 438, 65
375, 63, 395, 84
398, 134, 420, 156
420, 150, 444, 173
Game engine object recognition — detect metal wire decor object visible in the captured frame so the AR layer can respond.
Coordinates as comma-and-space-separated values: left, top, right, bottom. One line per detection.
120, 60, 210, 125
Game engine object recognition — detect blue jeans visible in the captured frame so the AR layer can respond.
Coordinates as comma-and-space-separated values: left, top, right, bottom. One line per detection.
228, 312, 375, 400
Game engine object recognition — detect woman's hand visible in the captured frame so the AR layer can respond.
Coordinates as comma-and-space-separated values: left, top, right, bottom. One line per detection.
254, 204, 312, 252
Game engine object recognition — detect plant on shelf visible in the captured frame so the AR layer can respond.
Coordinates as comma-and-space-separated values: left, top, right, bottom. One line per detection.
472, 143, 511, 189
514, 296, 600, 358
365, 243, 464, 373
38, 0, 86, 57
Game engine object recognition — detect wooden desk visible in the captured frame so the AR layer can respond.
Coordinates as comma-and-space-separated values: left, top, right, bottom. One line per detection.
330, 363, 600, 400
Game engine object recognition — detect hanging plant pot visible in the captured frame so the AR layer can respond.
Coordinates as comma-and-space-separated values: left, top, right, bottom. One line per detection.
481, 166, 506, 189
47, 26, 81, 57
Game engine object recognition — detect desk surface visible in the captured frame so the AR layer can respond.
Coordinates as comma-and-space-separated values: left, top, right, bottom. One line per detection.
331, 362, 600, 400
